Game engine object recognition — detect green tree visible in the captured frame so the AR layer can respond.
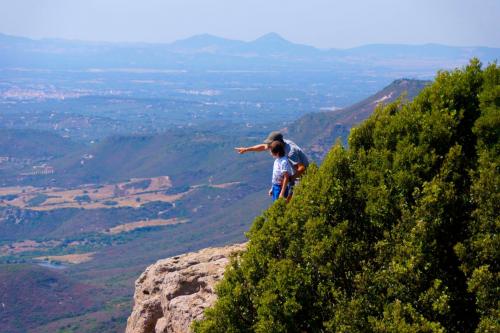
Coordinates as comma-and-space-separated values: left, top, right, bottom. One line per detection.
193, 60, 499, 333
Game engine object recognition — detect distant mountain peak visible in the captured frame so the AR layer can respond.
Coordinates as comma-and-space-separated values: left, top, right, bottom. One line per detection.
173, 33, 229, 44
169, 33, 245, 50
184, 33, 224, 41
253, 32, 290, 44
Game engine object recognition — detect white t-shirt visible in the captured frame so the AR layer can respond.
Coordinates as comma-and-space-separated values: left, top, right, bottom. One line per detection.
272, 156, 293, 185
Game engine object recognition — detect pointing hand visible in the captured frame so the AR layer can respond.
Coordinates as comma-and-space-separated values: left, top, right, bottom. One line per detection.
234, 147, 246, 154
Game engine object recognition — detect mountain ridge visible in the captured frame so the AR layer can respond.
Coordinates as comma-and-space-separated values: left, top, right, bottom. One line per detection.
1, 32, 498, 70
2, 32, 499, 52
286, 78, 430, 159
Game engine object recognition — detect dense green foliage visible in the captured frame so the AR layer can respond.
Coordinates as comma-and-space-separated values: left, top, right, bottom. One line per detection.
193, 60, 499, 332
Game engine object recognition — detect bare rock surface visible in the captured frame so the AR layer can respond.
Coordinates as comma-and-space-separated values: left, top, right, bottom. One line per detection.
126, 243, 246, 333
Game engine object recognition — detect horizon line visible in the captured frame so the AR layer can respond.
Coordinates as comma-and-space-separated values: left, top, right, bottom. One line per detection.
1, 31, 498, 51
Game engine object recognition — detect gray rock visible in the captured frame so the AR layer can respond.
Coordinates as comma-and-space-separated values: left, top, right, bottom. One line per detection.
126, 243, 246, 333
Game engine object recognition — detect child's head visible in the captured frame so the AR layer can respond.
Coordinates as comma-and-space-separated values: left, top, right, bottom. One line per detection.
270, 140, 286, 158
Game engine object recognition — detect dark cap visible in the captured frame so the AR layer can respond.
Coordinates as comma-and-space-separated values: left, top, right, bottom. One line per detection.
263, 131, 284, 144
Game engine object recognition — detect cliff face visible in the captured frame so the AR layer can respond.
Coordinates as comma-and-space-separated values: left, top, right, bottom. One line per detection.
126, 243, 246, 333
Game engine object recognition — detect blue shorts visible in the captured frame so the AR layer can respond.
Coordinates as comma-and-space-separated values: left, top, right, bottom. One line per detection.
272, 183, 289, 201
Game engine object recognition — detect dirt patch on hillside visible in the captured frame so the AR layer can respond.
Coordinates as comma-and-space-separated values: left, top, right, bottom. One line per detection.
105, 218, 188, 234
0, 239, 62, 255
0, 176, 190, 210
36, 252, 96, 264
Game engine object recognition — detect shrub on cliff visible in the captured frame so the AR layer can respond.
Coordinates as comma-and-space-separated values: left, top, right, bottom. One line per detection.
193, 59, 499, 333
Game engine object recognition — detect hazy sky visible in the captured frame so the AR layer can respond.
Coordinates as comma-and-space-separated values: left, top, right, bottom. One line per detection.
0, 0, 499, 48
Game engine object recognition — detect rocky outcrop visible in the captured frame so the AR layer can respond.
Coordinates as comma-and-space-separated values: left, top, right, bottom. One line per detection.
126, 243, 246, 333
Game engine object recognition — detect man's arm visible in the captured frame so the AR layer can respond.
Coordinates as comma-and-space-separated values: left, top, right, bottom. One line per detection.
291, 163, 306, 181
234, 144, 268, 154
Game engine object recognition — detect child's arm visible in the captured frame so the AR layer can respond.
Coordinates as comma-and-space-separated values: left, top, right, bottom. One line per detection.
268, 187, 273, 197
279, 172, 290, 198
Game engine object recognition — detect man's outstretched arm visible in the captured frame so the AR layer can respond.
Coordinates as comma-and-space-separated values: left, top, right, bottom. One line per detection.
234, 144, 268, 154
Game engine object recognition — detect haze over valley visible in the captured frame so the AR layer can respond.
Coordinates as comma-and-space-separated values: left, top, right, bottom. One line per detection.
0, 32, 498, 332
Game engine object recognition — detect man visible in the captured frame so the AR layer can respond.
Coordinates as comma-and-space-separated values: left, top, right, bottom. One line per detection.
235, 131, 309, 184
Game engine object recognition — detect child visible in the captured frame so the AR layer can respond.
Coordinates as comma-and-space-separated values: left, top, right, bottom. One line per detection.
268, 140, 293, 201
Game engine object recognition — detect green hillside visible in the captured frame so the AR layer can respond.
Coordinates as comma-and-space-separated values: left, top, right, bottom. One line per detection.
194, 60, 499, 332
0, 129, 84, 159
45, 79, 428, 189
47, 130, 271, 188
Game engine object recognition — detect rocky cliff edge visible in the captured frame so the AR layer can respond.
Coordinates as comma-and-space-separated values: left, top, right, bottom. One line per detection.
126, 243, 246, 333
